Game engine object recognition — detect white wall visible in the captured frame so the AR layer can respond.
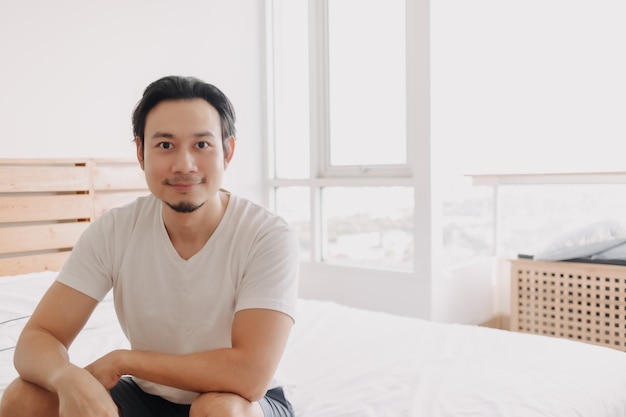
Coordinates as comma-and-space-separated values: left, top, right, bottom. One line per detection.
0, 0, 266, 202
299, 264, 432, 319
430, 0, 626, 177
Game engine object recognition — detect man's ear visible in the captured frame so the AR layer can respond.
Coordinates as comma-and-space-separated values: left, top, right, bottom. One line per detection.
223, 136, 236, 169
135, 138, 145, 170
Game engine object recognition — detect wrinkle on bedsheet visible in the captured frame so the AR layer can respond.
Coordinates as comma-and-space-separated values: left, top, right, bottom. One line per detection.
0, 272, 56, 352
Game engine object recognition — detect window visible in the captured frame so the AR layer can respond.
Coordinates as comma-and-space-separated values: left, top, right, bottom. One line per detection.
267, 0, 414, 271
496, 182, 626, 258
326, 0, 406, 170
267, 0, 626, 280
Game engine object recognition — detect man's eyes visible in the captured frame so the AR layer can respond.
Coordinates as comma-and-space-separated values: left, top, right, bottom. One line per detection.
155, 141, 212, 149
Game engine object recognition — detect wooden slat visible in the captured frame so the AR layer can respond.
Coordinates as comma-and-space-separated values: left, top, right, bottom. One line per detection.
93, 164, 146, 191
0, 165, 90, 192
0, 222, 89, 255
0, 158, 87, 165
93, 191, 149, 217
0, 251, 70, 276
0, 194, 92, 223
0, 158, 150, 277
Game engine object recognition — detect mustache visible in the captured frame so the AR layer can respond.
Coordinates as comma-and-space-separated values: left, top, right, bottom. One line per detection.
162, 176, 205, 186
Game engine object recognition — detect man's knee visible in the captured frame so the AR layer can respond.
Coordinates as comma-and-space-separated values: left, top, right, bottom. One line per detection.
189, 392, 263, 417
0, 377, 58, 417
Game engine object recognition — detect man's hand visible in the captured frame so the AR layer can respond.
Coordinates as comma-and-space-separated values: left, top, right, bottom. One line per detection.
54, 365, 119, 417
85, 350, 127, 390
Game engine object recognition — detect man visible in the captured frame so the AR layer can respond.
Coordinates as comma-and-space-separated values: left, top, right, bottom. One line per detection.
0, 76, 299, 417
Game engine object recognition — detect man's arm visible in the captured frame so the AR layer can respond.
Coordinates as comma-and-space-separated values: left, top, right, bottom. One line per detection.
14, 281, 119, 416
86, 308, 293, 402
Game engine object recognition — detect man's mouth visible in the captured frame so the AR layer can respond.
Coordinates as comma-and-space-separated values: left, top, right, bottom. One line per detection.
164, 178, 204, 192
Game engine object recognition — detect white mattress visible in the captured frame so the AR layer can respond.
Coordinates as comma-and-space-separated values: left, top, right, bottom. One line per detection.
2, 271, 626, 416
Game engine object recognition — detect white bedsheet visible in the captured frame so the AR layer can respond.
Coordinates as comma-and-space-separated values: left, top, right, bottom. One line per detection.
2, 271, 626, 416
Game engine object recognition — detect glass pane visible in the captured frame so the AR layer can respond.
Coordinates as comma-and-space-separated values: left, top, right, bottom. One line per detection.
328, 0, 406, 167
272, 0, 310, 178
274, 187, 311, 261
498, 184, 626, 259
322, 187, 413, 270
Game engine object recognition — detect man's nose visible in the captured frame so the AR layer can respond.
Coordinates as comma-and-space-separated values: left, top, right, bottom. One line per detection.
172, 150, 197, 173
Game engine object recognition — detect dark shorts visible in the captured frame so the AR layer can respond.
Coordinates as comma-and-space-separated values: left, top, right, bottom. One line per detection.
110, 377, 294, 417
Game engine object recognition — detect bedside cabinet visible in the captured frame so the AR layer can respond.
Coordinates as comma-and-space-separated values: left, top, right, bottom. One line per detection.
510, 258, 626, 351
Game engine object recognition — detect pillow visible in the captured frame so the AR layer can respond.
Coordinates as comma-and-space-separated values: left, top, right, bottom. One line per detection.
591, 241, 626, 261
533, 220, 626, 261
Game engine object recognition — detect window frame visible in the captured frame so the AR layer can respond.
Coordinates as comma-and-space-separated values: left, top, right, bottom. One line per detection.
265, 0, 431, 273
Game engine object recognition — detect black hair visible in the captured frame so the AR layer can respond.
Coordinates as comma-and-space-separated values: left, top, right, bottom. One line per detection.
132, 76, 236, 154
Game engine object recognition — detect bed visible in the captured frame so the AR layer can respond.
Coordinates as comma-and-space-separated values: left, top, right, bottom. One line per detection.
2, 159, 626, 417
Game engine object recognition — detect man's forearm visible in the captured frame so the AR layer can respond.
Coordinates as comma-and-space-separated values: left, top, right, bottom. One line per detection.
114, 348, 270, 402
84, 308, 292, 402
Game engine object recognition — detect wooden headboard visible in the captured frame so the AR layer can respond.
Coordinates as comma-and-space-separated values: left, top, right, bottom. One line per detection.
0, 159, 148, 276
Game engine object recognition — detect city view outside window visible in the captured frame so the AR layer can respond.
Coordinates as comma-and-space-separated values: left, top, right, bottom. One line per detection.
440, 179, 626, 268
497, 183, 626, 258
321, 187, 413, 270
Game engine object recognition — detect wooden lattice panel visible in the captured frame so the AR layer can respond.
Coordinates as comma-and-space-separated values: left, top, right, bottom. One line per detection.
510, 258, 626, 351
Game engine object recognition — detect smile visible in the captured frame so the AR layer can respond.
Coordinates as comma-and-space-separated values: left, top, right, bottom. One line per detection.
164, 181, 202, 193
171, 183, 198, 192
163, 176, 206, 192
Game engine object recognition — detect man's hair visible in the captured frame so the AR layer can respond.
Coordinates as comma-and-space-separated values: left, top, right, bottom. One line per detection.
132, 76, 237, 154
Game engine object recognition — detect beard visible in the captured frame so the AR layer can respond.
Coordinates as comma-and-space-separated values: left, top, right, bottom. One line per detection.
165, 200, 206, 213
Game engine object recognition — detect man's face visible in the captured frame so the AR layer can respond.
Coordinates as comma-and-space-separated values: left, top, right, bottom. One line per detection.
137, 98, 233, 213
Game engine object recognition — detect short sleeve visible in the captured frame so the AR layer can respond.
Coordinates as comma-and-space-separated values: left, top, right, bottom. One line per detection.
235, 221, 300, 322
55, 214, 115, 301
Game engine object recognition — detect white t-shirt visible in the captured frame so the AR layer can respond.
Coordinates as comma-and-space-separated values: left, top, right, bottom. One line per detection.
56, 193, 299, 404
